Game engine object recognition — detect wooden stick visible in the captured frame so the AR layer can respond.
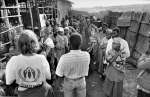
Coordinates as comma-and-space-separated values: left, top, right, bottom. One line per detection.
0, 24, 23, 35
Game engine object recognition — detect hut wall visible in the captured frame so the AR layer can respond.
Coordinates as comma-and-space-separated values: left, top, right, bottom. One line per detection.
103, 11, 122, 28
117, 12, 150, 66
57, 0, 71, 24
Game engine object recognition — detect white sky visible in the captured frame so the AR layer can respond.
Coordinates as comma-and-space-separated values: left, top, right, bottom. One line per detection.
69, 0, 150, 8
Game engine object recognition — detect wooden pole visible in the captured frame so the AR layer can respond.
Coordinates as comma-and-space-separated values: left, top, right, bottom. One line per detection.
28, 1, 34, 30
2, 0, 10, 28
34, 0, 41, 30
132, 12, 144, 55
16, 0, 22, 26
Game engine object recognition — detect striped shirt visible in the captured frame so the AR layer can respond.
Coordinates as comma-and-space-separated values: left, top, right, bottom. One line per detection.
56, 50, 90, 79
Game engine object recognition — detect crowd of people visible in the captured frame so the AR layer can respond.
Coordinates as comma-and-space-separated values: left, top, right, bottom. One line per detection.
0, 15, 150, 97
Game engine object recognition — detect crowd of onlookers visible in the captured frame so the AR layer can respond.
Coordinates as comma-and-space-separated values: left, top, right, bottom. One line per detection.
0, 15, 150, 97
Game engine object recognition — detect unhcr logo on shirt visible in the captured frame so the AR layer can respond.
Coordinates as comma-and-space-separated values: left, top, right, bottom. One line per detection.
18, 66, 41, 82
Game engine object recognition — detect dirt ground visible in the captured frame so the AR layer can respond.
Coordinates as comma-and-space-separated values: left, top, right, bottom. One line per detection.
0, 65, 138, 97
53, 67, 139, 97
53, 71, 105, 97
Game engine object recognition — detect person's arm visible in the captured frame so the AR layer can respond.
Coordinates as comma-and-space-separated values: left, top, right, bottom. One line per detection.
106, 51, 119, 63
5, 57, 16, 85
55, 56, 65, 88
105, 39, 112, 56
42, 55, 51, 80
85, 52, 90, 76
55, 56, 65, 77
121, 40, 130, 58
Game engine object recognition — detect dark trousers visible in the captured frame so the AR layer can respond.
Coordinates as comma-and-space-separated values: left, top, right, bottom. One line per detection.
18, 83, 55, 97
137, 89, 150, 97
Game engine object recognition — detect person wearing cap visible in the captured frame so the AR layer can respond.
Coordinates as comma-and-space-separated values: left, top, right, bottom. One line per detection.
103, 27, 130, 97
56, 33, 90, 97
64, 27, 70, 39
55, 27, 68, 62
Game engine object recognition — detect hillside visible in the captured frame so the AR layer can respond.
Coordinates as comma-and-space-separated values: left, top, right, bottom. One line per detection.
75, 4, 150, 13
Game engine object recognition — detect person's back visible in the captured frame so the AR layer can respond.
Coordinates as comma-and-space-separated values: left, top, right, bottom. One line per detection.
56, 33, 90, 97
57, 50, 90, 79
5, 30, 54, 97
8, 54, 50, 88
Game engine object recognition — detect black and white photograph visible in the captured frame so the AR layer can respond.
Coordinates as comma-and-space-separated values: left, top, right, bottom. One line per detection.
1, 0, 150, 97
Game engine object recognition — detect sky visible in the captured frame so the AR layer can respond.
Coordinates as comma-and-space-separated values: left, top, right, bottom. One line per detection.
69, 0, 150, 8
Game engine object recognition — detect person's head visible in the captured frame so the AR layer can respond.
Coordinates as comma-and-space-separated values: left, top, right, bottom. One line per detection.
106, 29, 112, 39
69, 33, 82, 50
86, 18, 91, 25
64, 21, 69, 27
64, 27, 69, 35
112, 38, 121, 52
40, 27, 52, 38
97, 20, 102, 28
57, 27, 64, 35
102, 23, 108, 31
18, 30, 39, 55
112, 27, 120, 38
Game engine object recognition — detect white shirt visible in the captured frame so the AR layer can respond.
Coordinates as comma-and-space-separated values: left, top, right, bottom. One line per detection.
44, 37, 54, 48
56, 50, 90, 79
106, 37, 130, 58
6, 54, 51, 86
39, 14, 46, 28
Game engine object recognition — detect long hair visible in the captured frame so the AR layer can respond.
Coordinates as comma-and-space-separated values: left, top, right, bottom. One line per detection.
18, 30, 39, 55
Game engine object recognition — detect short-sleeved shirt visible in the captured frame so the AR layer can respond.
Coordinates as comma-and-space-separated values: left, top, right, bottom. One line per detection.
6, 54, 51, 87
44, 37, 54, 48
56, 50, 90, 79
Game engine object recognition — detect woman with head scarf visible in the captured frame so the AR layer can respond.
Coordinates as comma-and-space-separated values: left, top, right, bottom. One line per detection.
103, 27, 130, 97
